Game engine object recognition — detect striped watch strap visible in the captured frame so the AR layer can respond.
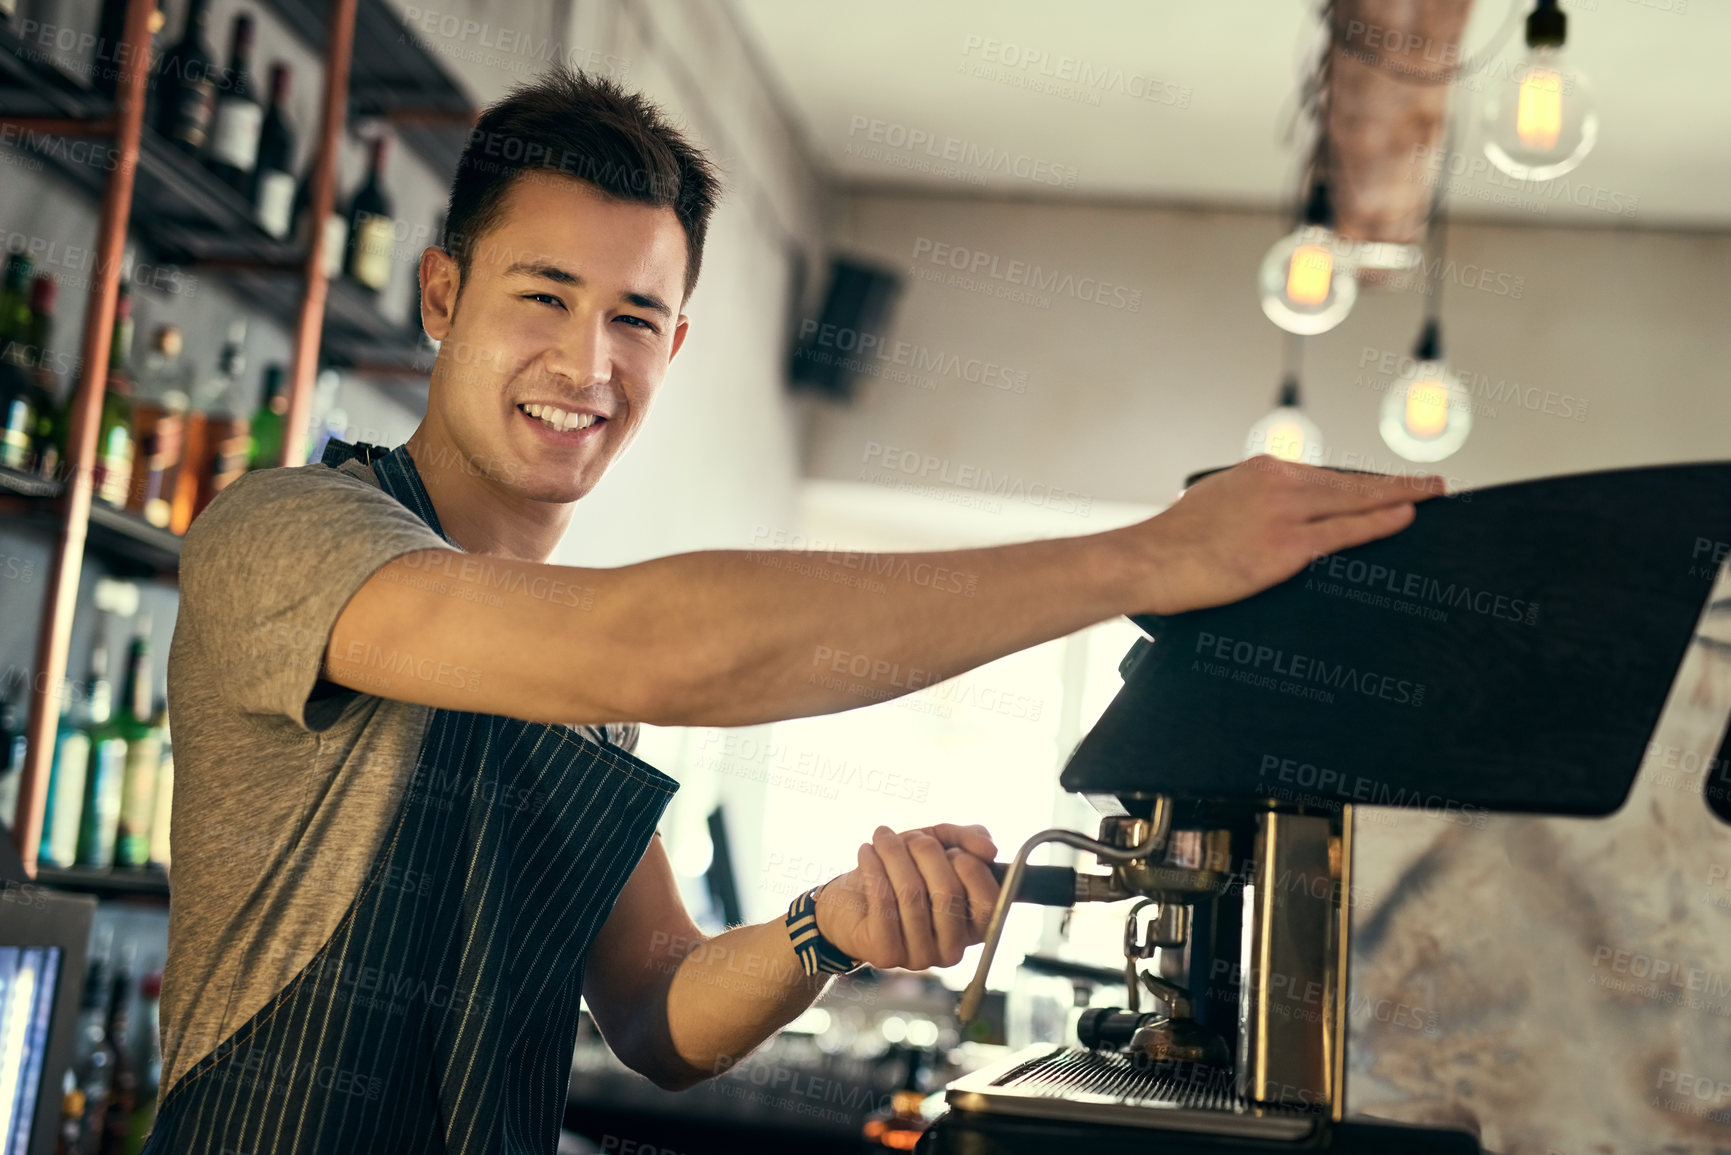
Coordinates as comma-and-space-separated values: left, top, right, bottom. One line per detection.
785, 886, 865, 977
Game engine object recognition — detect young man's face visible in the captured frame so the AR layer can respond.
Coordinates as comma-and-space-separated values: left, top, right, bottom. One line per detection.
419, 171, 690, 503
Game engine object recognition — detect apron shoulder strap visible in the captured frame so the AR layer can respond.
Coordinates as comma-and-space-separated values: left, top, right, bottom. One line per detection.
320, 437, 392, 468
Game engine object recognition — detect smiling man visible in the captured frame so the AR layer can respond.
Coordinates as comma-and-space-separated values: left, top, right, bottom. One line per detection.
146, 69, 1440, 1154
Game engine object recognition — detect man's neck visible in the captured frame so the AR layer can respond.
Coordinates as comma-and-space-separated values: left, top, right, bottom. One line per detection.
403, 427, 573, 562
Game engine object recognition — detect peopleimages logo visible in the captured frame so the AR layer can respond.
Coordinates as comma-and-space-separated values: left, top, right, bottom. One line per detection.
909, 237, 1142, 312
845, 115, 1079, 188
1193, 631, 1426, 707
1305, 553, 1540, 627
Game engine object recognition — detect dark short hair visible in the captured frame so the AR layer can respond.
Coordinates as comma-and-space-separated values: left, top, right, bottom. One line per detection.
442, 67, 721, 302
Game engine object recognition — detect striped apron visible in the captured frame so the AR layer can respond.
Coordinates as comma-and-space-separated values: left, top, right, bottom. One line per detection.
143, 441, 679, 1154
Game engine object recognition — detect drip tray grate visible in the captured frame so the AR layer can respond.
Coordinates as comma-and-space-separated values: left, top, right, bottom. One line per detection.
945, 1046, 1318, 1141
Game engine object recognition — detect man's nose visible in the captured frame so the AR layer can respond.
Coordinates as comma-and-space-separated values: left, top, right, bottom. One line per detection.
549, 310, 612, 389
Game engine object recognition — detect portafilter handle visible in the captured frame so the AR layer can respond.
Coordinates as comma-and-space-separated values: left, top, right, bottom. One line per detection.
984, 862, 1082, 906
957, 796, 1173, 1027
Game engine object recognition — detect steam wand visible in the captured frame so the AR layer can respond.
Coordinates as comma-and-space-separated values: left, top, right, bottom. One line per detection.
957, 797, 1173, 1026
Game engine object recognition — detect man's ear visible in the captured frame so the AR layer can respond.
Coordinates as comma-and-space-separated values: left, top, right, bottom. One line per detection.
419, 246, 461, 343
668, 315, 690, 363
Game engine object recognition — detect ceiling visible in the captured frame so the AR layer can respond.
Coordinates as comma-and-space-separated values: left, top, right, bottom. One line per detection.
730, 0, 1731, 229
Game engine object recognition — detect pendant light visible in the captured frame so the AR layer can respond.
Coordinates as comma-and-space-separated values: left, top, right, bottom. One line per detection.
1481, 0, 1598, 182
1379, 318, 1472, 462
1258, 181, 1358, 336
1246, 336, 1325, 464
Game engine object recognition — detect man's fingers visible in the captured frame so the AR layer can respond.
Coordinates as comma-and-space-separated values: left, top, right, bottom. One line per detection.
947, 848, 1000, 940
906, 834, 971, 966
852, 843, 899, 959
1246, 456, 1445, 515
908, 822, 997, 862
872, 826, 938, 968
1304, 502, 1418, 557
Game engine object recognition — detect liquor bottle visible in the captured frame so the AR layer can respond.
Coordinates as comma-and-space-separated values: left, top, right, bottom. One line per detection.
247, 364, 288, 469
123, 966, 164, 1151
0, 250, 37, 472
70, 925, 115, 1142
293, 158, 347, 279
93, 285, 137, 508
112, 623, 161, 868
75, 634, 129, 869
0, 674, 25, 831
0, 270, 55, 475
135, 324, 194, 412
40, 676, 94, 870
147, 707, 173, 868
253, 62, 298, 239
344, 134, 395, 293
25, 273, 68, 481
92, 941, 139, 1155
153, 0, 216, 152
130, 325, 191, 528
205, 13, 261, 194
173, 321, 250, 531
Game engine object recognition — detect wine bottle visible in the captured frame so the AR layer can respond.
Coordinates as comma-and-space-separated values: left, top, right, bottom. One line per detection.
345, 134, 395, 293
153, 0, 216, 152
93, 285, 136, 508
247, 364, 288, 470
253, 62, 298, 239
0, 249, 36, 472
92, 940, 138, 1155
293, 159, 347, 279
21, 273, 62, 480
39, 677, 93, 869
205, 13, 262, 193
112, 623, 162, 868
75, 633, 129, 869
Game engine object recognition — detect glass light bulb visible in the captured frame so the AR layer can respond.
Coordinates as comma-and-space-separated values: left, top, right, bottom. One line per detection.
1379, 359, 1472, 462
1482, 48, 1598, 182
1258, 225, 1358, 335
1245, 404, 1325, 465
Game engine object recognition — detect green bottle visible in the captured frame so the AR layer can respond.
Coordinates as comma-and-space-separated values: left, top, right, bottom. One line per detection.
92, 285, 136, 507
0, 252, 41, 472
75, 633, 129, 869
42, 636, 107, 870
246, 364, 288, 470
113, 622, 162, 868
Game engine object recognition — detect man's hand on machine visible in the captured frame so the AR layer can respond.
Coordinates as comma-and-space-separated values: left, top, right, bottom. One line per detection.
1122, 455, 1448, 617
815, 823, 1001, 970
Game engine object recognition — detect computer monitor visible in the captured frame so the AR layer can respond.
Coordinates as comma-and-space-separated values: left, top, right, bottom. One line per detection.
0, 853, 94, 1155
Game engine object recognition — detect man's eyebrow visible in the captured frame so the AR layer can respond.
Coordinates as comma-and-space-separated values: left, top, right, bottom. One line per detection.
501, 260, 673, 318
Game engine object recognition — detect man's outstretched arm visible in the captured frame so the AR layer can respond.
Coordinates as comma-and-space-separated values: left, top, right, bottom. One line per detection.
324, 457, 1445, 728
582, 825, 999, 1091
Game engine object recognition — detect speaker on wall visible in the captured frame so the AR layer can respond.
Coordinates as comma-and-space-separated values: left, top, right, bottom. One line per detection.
788, 256, 902, 401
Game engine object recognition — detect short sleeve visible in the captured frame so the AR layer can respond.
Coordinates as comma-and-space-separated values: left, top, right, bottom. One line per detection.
176, 463, 454, 731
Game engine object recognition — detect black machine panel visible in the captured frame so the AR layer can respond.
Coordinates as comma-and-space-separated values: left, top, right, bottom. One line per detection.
1060, 462, 1731, 816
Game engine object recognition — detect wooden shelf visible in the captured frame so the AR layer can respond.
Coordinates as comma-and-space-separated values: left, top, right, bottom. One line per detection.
0, 466, 183, 577
36, 864, 171, 903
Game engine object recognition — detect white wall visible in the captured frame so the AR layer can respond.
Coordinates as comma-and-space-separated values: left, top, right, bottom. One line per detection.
801, 191, 1731, 507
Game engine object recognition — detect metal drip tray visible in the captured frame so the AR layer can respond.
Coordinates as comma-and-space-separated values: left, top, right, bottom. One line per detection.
944, 1046, 1318, 1141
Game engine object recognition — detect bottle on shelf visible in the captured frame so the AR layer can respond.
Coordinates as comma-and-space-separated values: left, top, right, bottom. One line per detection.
112, 620, 162, 869
293, 155, 348, 280
0, 270, 57, 477
92, 939, 140, 1155
0, 249, 38, 473
129, 325, 191, 529
153, 0, 217, 153
247, 363, 288, 470
345, 133, 396, 293
40, 676, 94, 870
68, 924, 115, 1141
253, 62, 298, 239
172, 320, 250, 532
205, 12, 262, 195
124, 966, 165, 1150
92, 285, 137, 508
147, 706, 173, 869
25, 273, 66, 481
75, 631, 129, 869
0, 672, 26, 831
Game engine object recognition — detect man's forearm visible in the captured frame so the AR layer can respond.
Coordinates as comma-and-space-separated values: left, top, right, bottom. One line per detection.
610, 530, 1138, 727
638, 919, 831, 1091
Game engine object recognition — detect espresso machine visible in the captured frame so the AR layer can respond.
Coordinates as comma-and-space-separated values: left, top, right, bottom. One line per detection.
924, 462, 1731, 1154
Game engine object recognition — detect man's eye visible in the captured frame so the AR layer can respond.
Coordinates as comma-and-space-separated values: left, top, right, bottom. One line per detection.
522, 293, 564, 308
617, 315, 658, 332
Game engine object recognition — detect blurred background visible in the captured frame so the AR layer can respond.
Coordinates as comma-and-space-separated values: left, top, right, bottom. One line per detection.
1, 0, 1726, 1151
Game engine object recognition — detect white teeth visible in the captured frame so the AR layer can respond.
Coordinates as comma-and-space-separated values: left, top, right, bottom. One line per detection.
520, 403, 599, 432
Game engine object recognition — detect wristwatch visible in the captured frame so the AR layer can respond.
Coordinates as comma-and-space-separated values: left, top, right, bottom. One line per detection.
785, 885, 865, 977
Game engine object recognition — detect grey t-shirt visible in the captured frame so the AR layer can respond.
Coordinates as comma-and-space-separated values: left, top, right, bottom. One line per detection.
159, 456, 633, 1098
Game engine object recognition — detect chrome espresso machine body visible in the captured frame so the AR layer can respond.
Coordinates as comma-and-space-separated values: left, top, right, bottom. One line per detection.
922, 463, 1731, 1155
